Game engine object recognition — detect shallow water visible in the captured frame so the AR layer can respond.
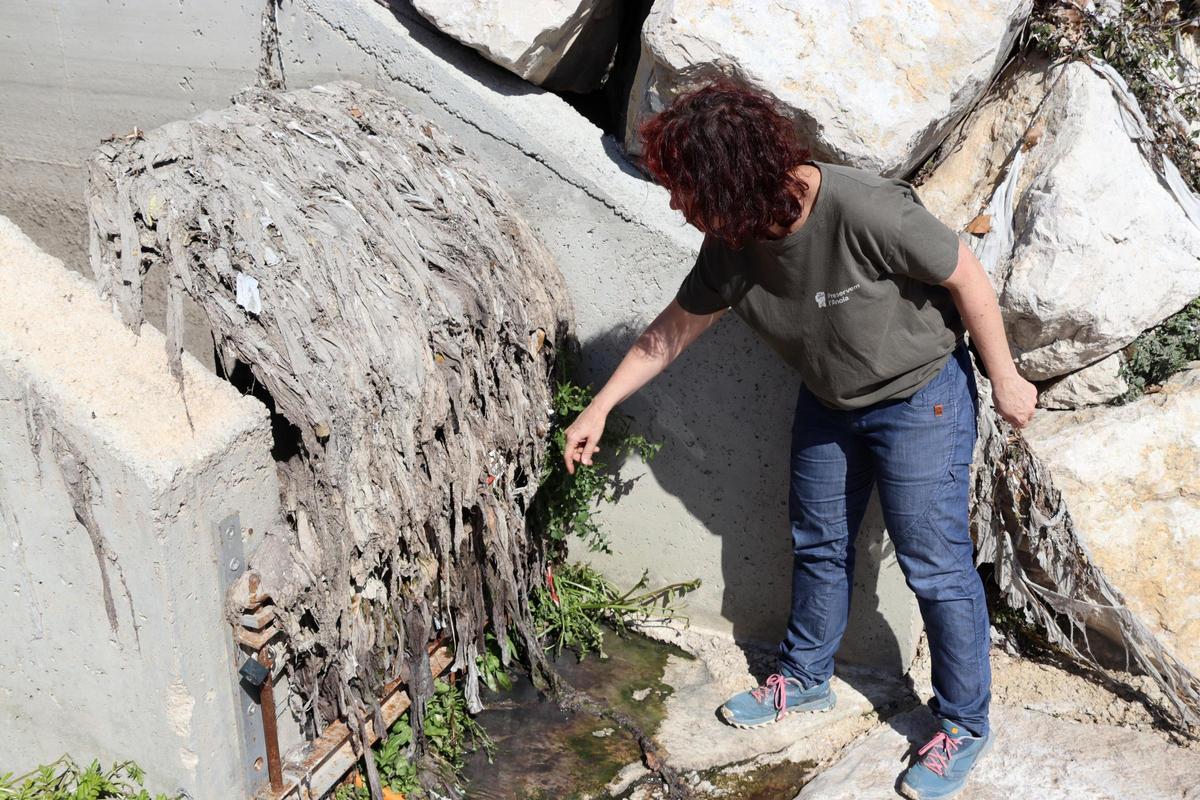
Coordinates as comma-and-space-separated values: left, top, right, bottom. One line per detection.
460, 629, 685, 800
459, 629, 817, 799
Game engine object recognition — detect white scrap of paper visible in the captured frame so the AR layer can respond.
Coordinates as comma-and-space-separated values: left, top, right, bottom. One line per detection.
235, 272, 262, 316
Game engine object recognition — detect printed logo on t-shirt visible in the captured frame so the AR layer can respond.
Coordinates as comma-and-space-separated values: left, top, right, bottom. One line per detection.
815, 284, 861, 309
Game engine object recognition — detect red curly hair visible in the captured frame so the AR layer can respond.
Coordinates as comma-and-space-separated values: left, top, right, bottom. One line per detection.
638, 81, 812, 249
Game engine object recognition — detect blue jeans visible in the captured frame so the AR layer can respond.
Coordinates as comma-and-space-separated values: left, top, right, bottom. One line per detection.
778, 340, 991, 737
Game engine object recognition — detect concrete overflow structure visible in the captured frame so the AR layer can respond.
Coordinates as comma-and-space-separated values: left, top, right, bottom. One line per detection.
0, 0, 923, 790
0, 216, 289, 796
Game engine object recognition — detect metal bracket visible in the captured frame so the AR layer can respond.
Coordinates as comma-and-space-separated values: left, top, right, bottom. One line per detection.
216, 512, 269, 793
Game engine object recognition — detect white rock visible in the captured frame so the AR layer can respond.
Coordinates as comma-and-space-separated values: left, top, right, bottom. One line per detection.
1037, 352, 1128, 409
795, 704, 1200, 799
410, 0, 620, 92
1023, 368, 1200, 673
922, 59, 1200, 380
624, 0, 1031, 174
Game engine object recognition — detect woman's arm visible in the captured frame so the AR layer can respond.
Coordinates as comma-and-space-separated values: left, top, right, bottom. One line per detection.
563, 299, 728, 474
940, 239, 1038, 428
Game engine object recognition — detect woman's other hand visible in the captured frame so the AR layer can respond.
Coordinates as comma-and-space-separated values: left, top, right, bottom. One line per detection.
940, 240, 1037, 429
991, 372, 1038, 429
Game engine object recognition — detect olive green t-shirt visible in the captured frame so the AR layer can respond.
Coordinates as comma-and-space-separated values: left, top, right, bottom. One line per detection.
675, 160, 965, 410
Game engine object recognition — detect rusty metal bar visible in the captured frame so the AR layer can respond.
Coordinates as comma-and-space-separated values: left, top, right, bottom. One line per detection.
257, 648, 284, 793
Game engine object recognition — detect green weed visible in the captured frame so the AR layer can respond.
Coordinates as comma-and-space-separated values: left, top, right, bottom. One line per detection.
334, 678, 493, 800
530, 358, 661, 556
0, 757, 180, 800
1119, 296, 1200, 399
532, 562, 700, 660
476, 631, 515, 694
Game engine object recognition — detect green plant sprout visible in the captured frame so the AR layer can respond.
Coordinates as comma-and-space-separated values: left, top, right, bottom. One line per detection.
476, 631, 516, 693
532, 562, 700, 660
1119, 296, 1200, 399
333, 677, 494, 800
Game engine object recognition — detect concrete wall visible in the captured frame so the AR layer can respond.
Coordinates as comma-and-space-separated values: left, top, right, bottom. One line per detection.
0, 0, 921, 708
0, 216, 282, 798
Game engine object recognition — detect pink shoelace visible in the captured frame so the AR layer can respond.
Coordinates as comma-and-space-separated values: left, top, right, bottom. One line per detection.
917, 730, 963, 776
750, 673, 803, 721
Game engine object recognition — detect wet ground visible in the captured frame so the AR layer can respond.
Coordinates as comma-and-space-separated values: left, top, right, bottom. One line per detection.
461, 630, 683, 800
460, 629, 817, 800
698, 759, 816, 800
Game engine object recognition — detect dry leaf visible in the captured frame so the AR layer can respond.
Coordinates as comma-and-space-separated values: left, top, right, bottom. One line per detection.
348, 105, 363, 119
1056, 7, 1083, 25
966, 214, 993, 235
1023, 120, 1045, 151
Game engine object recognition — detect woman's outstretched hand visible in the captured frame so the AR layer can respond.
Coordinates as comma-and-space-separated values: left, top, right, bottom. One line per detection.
558, 300, 727, 477
563, 403, 608, 475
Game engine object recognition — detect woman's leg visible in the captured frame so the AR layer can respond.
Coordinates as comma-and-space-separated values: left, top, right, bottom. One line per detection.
777, 383, 875, 685
864, 342, 991, 737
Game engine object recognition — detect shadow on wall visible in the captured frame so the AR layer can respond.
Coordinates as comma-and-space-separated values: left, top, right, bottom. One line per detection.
376, 1, 543, 99
376, 0, 653, 182
580, 317, 908, 679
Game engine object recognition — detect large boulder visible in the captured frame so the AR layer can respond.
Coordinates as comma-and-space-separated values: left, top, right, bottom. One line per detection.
920, 59, 1200, 380
1023, 367, 1200, 674
623, 0, 1031, 174
410, 0, 620, 92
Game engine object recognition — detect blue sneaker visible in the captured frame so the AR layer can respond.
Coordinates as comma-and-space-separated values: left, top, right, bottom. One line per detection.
719, 673, 836, 728
899, 718, 993, 799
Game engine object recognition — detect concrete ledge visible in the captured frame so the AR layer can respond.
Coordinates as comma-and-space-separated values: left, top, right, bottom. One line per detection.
0, 215, 280, 798
639, 624, 912, 776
